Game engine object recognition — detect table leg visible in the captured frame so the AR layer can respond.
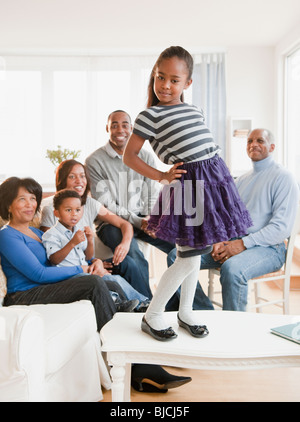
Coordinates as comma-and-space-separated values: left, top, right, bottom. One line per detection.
110, 362, 131, 402
123, 362, 132, 402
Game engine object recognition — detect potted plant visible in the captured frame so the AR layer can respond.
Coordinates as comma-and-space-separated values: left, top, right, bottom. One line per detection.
46, 145, 81, 167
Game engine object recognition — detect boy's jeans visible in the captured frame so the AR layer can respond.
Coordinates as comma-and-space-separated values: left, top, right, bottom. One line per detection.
102, 274, 148, 304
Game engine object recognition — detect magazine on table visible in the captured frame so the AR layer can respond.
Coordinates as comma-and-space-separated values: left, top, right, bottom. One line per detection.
270, 322, 300, 344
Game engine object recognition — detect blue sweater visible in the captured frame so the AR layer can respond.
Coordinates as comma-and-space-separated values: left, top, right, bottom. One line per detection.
235, 155, 299, 249
0, 225, 83, 293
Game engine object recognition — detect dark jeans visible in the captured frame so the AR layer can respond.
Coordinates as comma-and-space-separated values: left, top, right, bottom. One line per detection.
3, 275, 122, 331
98, 224, 213, 311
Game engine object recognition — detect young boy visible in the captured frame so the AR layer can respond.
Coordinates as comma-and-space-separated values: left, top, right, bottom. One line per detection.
42, 189, 149, 311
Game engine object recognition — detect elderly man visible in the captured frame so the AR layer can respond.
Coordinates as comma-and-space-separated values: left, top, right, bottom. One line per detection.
200, 128, 299, 311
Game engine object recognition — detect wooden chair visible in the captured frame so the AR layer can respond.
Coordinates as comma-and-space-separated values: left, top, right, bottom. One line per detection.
207, 203, 300, 314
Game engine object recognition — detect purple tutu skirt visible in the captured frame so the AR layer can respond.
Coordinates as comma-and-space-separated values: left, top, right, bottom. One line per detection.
147, 155, 252, 249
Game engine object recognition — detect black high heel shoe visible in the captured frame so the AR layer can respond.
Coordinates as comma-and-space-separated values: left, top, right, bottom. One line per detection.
141, 316, 177, 341
131, 364, 192, 393
177, 314, 209, 338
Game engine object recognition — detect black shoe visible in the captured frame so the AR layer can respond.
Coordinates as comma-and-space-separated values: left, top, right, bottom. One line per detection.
141, 316, 178, 341
131, 364, 192, 393
131, 379, 168, 393
116, 299, 139, 312
177, 314, 209, 338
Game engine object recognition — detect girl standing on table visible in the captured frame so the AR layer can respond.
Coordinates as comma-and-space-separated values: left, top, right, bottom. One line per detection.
123, 46, 252, 341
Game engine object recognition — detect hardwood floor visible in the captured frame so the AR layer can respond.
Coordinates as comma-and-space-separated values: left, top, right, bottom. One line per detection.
101, 251, 300, 403
101, 367, 300, 402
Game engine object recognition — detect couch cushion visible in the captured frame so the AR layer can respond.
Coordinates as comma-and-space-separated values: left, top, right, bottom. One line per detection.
11, 300, 97, 375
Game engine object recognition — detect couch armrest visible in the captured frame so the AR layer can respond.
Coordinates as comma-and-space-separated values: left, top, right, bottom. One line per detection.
0, 307, 46, 401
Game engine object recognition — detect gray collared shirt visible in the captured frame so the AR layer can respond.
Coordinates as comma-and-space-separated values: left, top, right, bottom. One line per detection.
85, 142, 160, 229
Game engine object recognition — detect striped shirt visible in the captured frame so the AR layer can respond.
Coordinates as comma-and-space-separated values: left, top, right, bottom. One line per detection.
133, 103, 220, 164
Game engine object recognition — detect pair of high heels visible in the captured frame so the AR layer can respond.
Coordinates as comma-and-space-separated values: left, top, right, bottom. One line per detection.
141, 315, 209, 341
131, 364, 191, 393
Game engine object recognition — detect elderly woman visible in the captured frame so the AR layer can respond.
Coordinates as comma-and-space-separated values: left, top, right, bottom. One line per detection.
0, 176, 191, 393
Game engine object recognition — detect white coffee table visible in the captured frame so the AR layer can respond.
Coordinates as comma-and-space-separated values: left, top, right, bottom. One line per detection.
100, 311, 300, 402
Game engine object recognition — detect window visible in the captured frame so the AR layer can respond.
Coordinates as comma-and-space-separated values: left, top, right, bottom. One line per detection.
0, 55, 157, 189
0, 53, 224, 190
285, 46, 300, 184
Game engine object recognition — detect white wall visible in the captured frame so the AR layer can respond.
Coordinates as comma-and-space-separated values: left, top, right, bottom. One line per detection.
224, 46, 275, 170
226, 46, 275, 132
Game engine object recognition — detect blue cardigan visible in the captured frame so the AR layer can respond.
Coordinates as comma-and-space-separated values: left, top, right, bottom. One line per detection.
0, 225, 83, 293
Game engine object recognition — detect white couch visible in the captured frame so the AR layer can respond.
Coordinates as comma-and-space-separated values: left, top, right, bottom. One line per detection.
0, 219, 119, 402
0, 222, 153, 402
0, 265, 111, 402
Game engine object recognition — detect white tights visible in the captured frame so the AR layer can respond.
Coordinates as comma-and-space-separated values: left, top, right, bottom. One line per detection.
145, 246, 202, 330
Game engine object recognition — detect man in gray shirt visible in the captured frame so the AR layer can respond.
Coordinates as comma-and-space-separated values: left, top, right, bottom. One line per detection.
85, 110, 213, 310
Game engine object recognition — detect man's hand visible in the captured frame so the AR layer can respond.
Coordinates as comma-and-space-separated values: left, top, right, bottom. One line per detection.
141, 217, 156, 238
211, 239, 246, 264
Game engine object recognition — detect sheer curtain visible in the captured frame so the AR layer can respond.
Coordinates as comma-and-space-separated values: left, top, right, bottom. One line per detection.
0, 52, 226, 188
0, 55, 155, 188
192, 53, 226, 158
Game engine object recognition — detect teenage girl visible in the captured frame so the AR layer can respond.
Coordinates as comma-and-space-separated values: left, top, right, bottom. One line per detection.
123, 46, 252, 341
